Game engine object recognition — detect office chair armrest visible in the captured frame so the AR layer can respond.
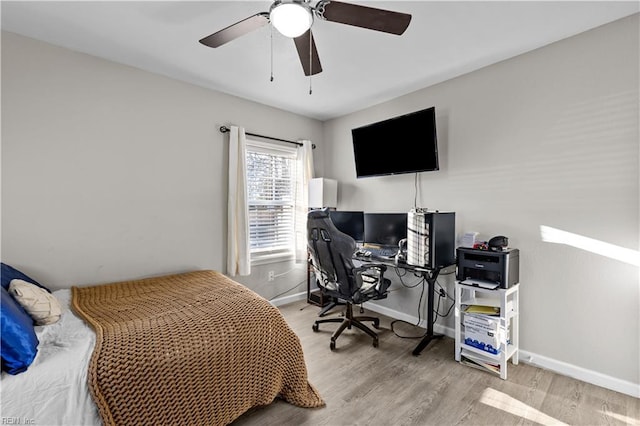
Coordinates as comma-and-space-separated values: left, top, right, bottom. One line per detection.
353, 264, 391, 302
353, 263, 387, 275
354, 263, 388, 285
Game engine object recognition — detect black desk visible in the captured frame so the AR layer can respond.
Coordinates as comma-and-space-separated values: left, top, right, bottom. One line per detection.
354, 255, 449, 356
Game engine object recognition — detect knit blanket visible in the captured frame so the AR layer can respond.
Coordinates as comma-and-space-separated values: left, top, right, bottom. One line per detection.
71, 270, 324, 425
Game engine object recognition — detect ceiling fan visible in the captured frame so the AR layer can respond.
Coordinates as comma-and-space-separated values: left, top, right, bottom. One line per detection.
199, 0, 412, 76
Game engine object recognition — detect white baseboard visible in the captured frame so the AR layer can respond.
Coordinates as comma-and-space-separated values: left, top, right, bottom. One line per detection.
269, 291, 307, 307
365, 302, 640, 399
517, 350, 640, 399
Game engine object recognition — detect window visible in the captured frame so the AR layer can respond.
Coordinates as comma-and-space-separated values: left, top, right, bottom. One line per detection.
245, 139, 298, 263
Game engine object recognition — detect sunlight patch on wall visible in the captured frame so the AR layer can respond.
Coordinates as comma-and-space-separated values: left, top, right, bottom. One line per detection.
540, 225, 640, 267
479, 387, 568, 425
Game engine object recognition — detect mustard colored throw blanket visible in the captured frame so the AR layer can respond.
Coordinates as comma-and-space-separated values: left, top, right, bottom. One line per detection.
71, 270, 324, 426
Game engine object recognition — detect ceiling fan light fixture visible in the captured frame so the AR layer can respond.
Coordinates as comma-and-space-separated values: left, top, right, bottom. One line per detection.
270, 0, 313, 38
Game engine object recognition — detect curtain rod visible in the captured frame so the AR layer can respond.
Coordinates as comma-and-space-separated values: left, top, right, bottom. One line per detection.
219, 126, 315, 149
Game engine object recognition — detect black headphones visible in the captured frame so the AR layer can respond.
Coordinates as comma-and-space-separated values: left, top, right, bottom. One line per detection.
488, 236, 509, 251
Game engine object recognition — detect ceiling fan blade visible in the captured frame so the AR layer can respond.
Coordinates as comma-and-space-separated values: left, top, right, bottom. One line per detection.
294, 29, 323, 76
318, 1, 411, 35
199, 13, 269, 48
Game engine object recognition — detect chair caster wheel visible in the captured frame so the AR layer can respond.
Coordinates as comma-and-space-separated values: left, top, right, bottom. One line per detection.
373, 339, 379, 348
373, 319, 380, 329
312, 323, 319, 332
330, 340, 336, 351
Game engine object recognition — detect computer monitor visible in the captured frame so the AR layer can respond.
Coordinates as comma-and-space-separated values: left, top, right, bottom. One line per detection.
364, 213, 408, 247
329, 211, 365, 242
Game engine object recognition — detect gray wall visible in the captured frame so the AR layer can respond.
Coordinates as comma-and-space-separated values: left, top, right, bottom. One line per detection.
1, 31, 324, 300
322, 15, 639, 391
2, 13, 638, 396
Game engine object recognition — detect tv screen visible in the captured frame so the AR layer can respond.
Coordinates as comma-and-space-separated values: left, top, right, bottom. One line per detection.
329, 211, 365, 242
364, 213, 408, 247
351, 106, 438, 178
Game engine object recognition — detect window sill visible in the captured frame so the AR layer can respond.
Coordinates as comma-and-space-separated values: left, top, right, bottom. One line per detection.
251, 253, 295, 266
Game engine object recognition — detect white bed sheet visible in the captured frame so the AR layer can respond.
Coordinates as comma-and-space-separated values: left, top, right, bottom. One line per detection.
1, 289, 101, 425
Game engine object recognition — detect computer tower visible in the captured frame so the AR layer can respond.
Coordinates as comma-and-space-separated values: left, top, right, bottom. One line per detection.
406, 210, 456, 269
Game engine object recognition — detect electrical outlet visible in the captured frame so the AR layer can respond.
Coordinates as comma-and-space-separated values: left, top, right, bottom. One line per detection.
268, 271, 275, 281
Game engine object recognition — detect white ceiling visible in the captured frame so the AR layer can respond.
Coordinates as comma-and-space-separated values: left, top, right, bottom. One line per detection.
2, 1, 638, 121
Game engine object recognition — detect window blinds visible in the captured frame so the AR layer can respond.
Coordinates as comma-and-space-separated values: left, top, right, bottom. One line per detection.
245, 140, 297, 258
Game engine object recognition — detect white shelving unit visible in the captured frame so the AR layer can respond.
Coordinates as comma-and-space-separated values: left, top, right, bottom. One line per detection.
454, 282, 520, 380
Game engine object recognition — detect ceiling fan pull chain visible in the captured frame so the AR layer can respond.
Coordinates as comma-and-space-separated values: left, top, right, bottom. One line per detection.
270, 25, 274, 82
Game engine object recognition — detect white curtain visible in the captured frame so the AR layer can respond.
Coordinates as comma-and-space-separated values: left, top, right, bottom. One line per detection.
227, 126, 251, 277
295, 140, 315, 263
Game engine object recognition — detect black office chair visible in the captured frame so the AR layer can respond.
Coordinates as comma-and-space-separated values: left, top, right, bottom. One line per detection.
307, 208, 391, 350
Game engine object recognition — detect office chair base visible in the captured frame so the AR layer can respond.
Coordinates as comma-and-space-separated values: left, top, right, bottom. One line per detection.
318, 298, 345, 317
312, 304, 380, 350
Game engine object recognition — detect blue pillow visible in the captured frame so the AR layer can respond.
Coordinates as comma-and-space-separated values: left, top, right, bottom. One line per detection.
1, 263, 50, 293
1, 286, 39, 374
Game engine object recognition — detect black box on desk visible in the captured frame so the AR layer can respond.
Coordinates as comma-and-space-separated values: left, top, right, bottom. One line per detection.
456, 247, 519, 288
407, 210, 456, 269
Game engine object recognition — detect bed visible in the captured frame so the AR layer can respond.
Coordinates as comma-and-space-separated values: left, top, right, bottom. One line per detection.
1, 269, 324, 425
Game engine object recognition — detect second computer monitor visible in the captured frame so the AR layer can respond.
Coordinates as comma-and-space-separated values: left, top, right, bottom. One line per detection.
364, 213, 408, 247
329, 211, 365, 242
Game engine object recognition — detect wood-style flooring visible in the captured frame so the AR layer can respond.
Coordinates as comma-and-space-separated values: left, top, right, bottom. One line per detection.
233, 300, 640, 426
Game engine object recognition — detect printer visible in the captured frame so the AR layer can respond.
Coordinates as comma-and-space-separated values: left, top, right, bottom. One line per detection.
456, 247, 519, 289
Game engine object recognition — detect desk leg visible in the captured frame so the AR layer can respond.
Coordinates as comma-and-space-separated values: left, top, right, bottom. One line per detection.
412, 270, 444, 356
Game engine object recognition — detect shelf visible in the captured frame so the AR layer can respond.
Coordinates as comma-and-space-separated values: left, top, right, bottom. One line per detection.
460, 342, 517, 362
461, 304, 517, 321
460, 353, 501, 375
455, 281, 520, 380
460, 296, 501, 308
460, 297, 514, 310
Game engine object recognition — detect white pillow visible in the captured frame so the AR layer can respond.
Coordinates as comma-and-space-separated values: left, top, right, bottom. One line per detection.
8, 279, 62, 325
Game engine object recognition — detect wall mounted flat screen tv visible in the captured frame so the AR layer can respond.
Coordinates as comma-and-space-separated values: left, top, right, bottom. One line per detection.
351, 106, 438, 178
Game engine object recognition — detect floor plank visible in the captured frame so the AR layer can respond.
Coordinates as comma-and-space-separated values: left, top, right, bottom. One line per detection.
232, 301, 640, 426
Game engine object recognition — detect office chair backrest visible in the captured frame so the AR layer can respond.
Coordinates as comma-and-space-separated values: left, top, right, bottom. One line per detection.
307, 208, 357, 299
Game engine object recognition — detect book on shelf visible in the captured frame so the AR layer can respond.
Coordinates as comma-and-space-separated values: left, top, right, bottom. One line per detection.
464, 305, 500, 316
460, 349, 500, 374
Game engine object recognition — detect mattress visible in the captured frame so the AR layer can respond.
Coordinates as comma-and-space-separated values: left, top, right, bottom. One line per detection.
1, 289, 101, 425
